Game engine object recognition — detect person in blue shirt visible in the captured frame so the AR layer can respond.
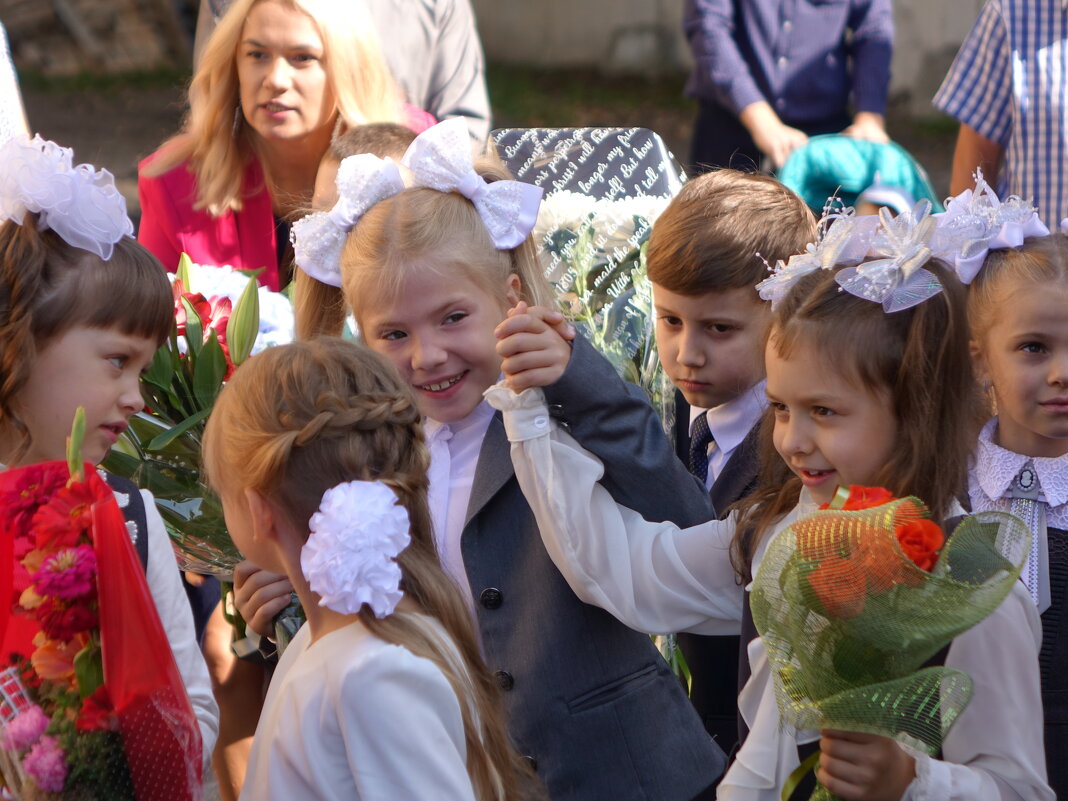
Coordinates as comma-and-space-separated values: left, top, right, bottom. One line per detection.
683, 0, 894, 173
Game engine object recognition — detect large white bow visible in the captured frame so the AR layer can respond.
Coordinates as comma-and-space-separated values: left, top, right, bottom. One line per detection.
930, 170, 1048, 284
402, 117, 543, 249
0, 134, 133, 261
756, 206, 879, 308
291, 154, 405, 287
835, 201, 942, 313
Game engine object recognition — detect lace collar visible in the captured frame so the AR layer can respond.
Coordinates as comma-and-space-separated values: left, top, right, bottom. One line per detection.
973, 418, 1068, 508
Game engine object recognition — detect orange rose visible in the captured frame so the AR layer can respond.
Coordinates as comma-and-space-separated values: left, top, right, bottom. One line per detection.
30, 631, 87, 684
819, 485, 896, 511
806, 553, 867, 619
895, 519, 944, 572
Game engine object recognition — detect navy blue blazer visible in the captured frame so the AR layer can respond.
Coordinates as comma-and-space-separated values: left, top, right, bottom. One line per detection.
673, 391, 761, 754
463, 337, 724, 801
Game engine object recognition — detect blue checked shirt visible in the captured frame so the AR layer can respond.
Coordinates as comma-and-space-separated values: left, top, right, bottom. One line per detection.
934, 0, 1068, 227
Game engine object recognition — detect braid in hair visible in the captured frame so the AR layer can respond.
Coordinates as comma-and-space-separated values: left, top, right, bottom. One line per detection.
203, 339, 545, 801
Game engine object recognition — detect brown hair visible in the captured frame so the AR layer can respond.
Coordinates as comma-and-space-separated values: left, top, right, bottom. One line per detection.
0, 219, 172, 461
202, 338, 542, 801
143, 0, 403, 216
295, 155, 552, 339
969, 232, 1068, 344
332, 122, 417, 160
730, 260, 982, 580
647, 169, 816, 296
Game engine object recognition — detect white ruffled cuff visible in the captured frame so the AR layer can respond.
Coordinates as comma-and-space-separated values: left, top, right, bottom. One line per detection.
483, 384, 552, 442
899, 751, 949, 801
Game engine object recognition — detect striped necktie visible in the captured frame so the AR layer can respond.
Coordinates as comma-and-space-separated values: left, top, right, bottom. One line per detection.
1005, 461, 1051, 612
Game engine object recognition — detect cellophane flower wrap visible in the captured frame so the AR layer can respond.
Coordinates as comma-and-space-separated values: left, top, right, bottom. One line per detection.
750, 486, 1030, 801
0, 461, 202, 799
102, 256, 294, 576
492, 127, 683, 426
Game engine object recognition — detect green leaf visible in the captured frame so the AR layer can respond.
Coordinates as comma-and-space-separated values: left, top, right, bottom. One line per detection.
74, 641, 104, 699
227, 275, 260, 367
177, 252, 193, 289
193, 331, 227, 407
66, 406, 86, 482
144, 339, 176, 388
180, 295, 204, 356
145, 407, 212, 451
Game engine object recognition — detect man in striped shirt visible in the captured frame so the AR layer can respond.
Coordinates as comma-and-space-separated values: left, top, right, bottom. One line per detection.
934, 0, 1068, 228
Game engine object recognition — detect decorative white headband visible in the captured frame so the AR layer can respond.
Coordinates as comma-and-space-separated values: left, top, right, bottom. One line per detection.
930, 169, 1048, 284
292, 117, 544, 288
836, 201, 942, 312
0, 135, 133, 261
301, 480, 411, 618
755, 205, 879, 308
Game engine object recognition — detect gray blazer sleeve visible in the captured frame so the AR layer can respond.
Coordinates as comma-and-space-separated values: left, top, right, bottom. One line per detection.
542, 335, 716, 527
421, 0, 491, 142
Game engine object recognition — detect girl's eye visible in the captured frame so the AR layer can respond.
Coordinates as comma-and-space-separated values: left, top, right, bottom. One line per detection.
813, 406, 836, 417
292, 52, 318, 64
1019, 341, 1046, 354
658, 315, 682, 327
710, 324, 734, 334
381, 330, 406, 342
108, 355, 127, 369
245, 49, 265, 60
769, 401, 788, 415
444, 311, 467, 325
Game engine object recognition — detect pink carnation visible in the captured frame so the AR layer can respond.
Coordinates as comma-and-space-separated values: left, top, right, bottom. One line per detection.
33, 546, 97, 601
1, 705, 48, 751
22, 734, 67, 793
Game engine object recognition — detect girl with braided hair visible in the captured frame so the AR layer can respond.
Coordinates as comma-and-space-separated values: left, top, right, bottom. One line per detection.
202, 337, 544, 801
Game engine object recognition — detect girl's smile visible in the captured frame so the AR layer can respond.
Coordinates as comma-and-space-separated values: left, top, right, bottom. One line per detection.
765, 333, 898, 506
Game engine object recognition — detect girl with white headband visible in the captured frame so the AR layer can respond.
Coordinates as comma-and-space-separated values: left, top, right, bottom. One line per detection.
231, 118, 727, 801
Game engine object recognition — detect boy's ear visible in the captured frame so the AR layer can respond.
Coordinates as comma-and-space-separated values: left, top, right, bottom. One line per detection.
245, 488, 280, 545
505, 273, 522, 307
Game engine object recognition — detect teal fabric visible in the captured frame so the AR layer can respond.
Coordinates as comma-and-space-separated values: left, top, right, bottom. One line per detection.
777, 134, 943, 213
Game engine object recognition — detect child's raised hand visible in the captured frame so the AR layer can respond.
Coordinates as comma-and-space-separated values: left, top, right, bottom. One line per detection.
495, 301, 576, 392
817, 730, 915, 801
233, 559, 295, 639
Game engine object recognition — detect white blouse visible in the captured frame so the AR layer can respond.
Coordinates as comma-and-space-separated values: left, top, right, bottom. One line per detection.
240, 616, 477, 801
484, 385, 1052, 801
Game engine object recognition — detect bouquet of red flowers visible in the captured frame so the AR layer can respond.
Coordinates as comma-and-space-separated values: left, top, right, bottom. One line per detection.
750, 485, 1029, 801
0, 417, 202, 799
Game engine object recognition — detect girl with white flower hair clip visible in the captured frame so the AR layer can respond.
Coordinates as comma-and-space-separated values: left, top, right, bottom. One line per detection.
202, 337, 547, 801
0, 135, 219, 764
952, 179, 1068, 797
482, 192, 1051, 799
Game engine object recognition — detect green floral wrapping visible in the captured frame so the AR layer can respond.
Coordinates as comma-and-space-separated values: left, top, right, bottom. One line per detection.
750, 498, 1030, 800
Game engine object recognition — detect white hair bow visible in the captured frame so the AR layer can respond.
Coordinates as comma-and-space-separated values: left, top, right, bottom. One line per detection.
402, 117, 543, 249
0, 135, 133, 261
836, 201, 942, 312
291, 154, 405, 287
302, 480, 411, 618
756, 206, 879, 308
930, 170, 1048, 284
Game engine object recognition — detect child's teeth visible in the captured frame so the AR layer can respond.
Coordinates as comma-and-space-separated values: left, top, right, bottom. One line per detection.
423, 376, 461, 392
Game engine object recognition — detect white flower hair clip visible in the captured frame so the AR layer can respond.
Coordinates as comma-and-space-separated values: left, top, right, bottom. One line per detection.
835, 201, 942, 312
930, 169, 1048, 284
0, 135, 133, 261
756, 204, 879, 308
301, 480, 411, 618
402, 117, 544, 249
291, 154, 405, 287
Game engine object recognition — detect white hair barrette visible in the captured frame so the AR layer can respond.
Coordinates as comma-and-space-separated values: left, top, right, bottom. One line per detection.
835, 201, 941, 312
930, 169, 1048, 284
301, 480, 411, 618
291, 154, 405, 287
0, 135, 133, 261
756, 204, 879, 308
402, 117, 544, 249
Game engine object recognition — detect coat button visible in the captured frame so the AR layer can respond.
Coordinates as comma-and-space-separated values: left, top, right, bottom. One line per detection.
494, 670, 514, 690
479, 587, 503, 609
522, 755, 538, 772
